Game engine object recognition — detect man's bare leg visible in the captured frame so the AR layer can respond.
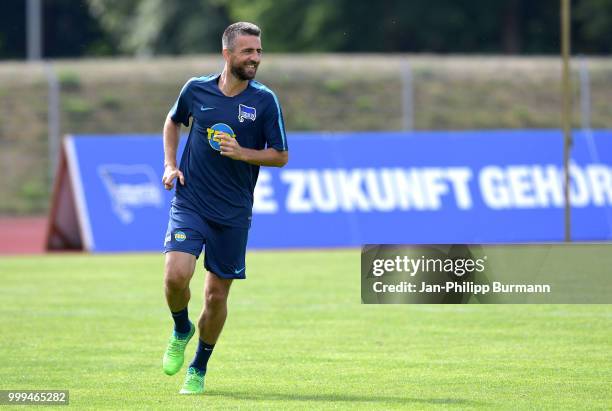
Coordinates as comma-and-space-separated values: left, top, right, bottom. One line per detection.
184, 271, 233, 379
162, 251, 197, 376
164, 251, 196, 312
199, 271, 233, 343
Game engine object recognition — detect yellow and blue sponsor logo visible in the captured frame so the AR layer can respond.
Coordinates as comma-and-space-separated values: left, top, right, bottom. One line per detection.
174, 231, 187, 242
206, 123, 236, 151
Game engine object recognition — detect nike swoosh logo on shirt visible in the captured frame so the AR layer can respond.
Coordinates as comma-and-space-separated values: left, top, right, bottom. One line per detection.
234, 267, 246, 274
201, 106, 215, 111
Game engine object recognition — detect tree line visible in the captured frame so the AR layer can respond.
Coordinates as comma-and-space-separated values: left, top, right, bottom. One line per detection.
1, 0, 611, 59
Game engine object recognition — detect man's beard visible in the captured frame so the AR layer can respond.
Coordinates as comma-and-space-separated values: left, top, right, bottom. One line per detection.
231, 62, 257, 81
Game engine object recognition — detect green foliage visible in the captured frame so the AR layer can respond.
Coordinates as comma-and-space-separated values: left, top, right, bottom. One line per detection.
323, 78, 346, 94
221, 0, 602, 54
62, 97, 93, 116
87, 0, 230, 55
100, 93, 122, 110
18, 178, 48, 214
57, 71, 81, 91
355, 95, 374, 110
575, 0, 612, 53
290, 113, 317, 131
2, 0, 612, 57
224, 0, 347, 51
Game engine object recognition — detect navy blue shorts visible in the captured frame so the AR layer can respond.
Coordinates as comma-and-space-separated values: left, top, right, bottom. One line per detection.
163, 204, 249, 279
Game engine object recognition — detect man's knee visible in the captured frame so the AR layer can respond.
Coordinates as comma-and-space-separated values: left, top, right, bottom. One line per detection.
205, 285, 229, 309
164, 253, 195, 291
165, 271, 190, 292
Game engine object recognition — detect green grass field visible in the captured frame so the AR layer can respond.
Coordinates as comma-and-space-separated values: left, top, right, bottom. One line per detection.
0, 250, 610, 410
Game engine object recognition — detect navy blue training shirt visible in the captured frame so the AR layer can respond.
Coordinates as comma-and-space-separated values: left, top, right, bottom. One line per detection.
169, 74, 288, 228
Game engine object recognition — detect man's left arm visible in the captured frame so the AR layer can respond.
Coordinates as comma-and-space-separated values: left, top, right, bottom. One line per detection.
219, 136, 288, 167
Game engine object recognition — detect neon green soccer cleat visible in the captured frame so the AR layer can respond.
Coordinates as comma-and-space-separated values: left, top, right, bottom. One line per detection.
162, 323, 195, 376
179, 367, 205, 394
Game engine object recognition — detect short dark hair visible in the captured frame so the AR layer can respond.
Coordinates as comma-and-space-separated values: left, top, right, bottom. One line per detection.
222, 22, 261, 50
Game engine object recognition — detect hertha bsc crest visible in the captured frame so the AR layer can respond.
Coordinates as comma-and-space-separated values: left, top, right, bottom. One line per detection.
238, 104, 256, 122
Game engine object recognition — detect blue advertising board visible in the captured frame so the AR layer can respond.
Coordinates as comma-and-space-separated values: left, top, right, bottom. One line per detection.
61, 130, 612, 252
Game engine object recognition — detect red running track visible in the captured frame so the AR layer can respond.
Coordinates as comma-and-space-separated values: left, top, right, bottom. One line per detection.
0, 216, 47, 255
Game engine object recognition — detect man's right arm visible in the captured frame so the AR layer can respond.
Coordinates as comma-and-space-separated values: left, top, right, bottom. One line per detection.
162, 114, 185, 190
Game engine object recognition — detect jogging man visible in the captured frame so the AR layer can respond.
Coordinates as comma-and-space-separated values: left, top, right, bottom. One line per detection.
160, 22, 288, 394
